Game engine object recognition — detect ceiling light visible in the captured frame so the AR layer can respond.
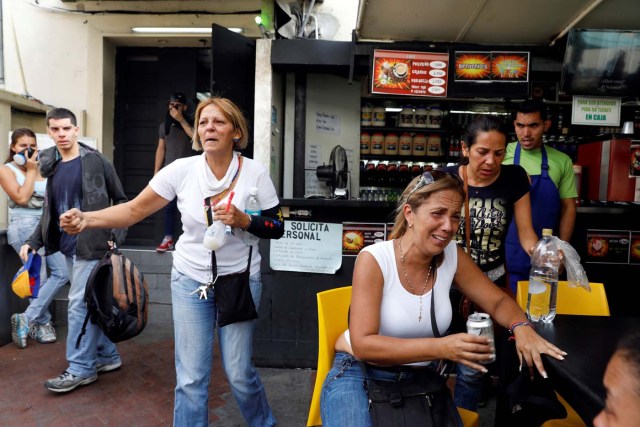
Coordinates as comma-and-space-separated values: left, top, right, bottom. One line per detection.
131, 27, 243, 34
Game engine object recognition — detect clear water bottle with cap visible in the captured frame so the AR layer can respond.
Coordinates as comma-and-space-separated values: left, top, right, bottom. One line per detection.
242, 187, 261, 246
526, 229, 562, 323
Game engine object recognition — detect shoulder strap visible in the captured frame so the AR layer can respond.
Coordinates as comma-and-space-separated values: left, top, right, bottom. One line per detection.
462, 166, 471, 254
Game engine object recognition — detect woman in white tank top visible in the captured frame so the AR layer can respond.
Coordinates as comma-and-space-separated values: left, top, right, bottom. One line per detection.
0, 128, 68, 349
320, 171, 568, 427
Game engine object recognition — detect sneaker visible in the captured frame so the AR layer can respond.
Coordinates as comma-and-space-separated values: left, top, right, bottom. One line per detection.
156, 237, 175, 252
97, 360, 122, 374
29, 322, 57, 344
11, 313, 29, 349
44, 370, 97, 393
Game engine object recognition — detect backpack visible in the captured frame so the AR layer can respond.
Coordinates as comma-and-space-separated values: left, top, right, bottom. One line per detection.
75, 248, 149, 349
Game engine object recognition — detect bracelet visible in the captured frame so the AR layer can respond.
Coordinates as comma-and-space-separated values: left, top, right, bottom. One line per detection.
244, 213, 252, 231
509, 321, 534, 335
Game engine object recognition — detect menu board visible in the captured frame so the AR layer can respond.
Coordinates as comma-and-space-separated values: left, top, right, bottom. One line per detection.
454, 51, 529, 82
371, 49, 449, 97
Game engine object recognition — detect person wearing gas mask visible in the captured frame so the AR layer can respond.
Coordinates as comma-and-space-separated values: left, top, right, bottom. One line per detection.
0, 128, 69, 349
153, 91, 197, 252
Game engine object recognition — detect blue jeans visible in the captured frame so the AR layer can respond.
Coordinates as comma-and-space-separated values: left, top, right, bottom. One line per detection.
8, 214, 69, 325
171, 268, 275, 427
321, 352, 463, 427
454, 362, 485, 411
65, 256, 121, 378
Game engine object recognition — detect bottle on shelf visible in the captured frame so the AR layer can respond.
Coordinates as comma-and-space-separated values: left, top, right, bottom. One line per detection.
448, 136, 458, 158
414, 105, 428, 128
384, 133, 399, 156
360, 132, 371, 155
361, 104, 372, 126
375, 162, 388, 186
242, 187, 261, 246
427, 134, 442, 157
399, 105, 415, 128
370, 132, 385, 155
372, 105, 386, 127
398, 132, 413, 156
387, 162, 398, 187
526, 229, 562, 323
363, 161, 376, 186
427, 104, 443, 129
412, 133, 427, 157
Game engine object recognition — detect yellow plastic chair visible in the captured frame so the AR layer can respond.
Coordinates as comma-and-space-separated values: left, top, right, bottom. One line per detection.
516, 281, 610, 427
516, 281, 610, 317
307, 286, 479, 427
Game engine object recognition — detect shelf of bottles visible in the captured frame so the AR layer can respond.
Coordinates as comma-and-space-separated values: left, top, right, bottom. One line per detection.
360, 102, 464, 195
361, 99, 640, 172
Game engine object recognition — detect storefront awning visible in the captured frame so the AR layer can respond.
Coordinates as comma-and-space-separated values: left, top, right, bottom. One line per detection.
356, 0, 640, 46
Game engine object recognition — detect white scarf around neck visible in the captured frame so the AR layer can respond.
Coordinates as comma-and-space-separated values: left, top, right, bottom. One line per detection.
197, 151, 240, 198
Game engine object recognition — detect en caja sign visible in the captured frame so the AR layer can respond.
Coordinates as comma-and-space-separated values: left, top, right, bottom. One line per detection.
371, 49, 449, 97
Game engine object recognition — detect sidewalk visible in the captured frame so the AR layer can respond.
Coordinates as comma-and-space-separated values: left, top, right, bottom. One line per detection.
0, 325, 314, 426
0, 324, 497, 426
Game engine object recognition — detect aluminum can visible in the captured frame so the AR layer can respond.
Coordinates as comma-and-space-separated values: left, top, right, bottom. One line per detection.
466, 312, 496, 364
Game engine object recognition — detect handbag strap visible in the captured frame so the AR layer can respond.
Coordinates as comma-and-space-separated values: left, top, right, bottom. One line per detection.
204, 188, 252, 281
462, 165, 471, 254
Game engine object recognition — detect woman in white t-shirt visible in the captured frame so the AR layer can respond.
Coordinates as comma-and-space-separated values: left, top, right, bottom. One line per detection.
58, 98, 284, 427
0, 128, 68, 349
320, 171, 567, 427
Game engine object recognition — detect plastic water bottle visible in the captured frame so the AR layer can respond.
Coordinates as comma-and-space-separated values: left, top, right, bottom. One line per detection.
242, 187, 261, 246
526, 229, 562, 323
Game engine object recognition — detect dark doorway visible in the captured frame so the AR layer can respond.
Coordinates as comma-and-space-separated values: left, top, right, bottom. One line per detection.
113, 47, 210, 247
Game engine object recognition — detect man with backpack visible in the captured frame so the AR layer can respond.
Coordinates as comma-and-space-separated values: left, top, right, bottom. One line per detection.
20, 108, 128, 393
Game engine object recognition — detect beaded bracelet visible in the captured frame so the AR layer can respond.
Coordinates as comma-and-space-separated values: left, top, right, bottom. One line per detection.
509, 321, 534, 335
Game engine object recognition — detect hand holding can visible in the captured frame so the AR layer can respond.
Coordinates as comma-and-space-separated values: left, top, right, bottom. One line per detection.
467, 312, 496, 364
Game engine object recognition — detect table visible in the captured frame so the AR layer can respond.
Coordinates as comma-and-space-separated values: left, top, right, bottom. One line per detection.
534, 315, 638, 425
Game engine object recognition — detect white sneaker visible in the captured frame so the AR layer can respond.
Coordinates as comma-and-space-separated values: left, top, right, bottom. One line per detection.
30, 322, 57, 344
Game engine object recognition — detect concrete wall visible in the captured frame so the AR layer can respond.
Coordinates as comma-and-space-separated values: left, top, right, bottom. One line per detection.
2, 0, 357, 163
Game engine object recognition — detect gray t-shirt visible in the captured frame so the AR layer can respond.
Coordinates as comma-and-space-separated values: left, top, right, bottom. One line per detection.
158, 122, 192, 166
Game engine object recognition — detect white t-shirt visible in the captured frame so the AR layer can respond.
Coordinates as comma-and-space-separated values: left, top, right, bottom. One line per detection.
149, 154, 280, 283
346, 239, 457, 366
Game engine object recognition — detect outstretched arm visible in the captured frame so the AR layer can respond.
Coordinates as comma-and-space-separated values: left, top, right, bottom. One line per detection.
454, 246, 567, 378
60, 185, 169, 234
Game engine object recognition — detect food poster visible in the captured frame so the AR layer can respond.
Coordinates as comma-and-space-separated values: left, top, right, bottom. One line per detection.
454, 51, 529, 82
371, 49, 449, 97
630, 143, 640, 177
586, 230, 631, 264
630, 232, 640, 264
342, 223, 386, 256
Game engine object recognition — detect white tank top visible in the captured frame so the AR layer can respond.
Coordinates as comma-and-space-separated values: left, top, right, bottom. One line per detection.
4, 162, 47, 217
346, 239, 457, 366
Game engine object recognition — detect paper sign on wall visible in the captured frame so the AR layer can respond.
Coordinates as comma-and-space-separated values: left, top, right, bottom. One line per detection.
270, 221, 343, 274
572, 96, 621, 126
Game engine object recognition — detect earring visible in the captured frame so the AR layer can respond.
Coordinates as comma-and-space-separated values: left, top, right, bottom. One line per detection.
232, 137, 240, 143
408, 223, 413, 228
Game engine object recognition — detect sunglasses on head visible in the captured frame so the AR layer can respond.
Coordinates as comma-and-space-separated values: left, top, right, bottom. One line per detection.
406, 170, 462, 199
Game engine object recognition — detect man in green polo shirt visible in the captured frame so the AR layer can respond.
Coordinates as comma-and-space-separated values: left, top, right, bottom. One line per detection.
503, 99, 577, 294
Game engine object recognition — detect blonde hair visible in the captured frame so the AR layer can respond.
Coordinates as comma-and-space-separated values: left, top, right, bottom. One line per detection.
388, 172, 465, 268
191, 97, 249, 152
